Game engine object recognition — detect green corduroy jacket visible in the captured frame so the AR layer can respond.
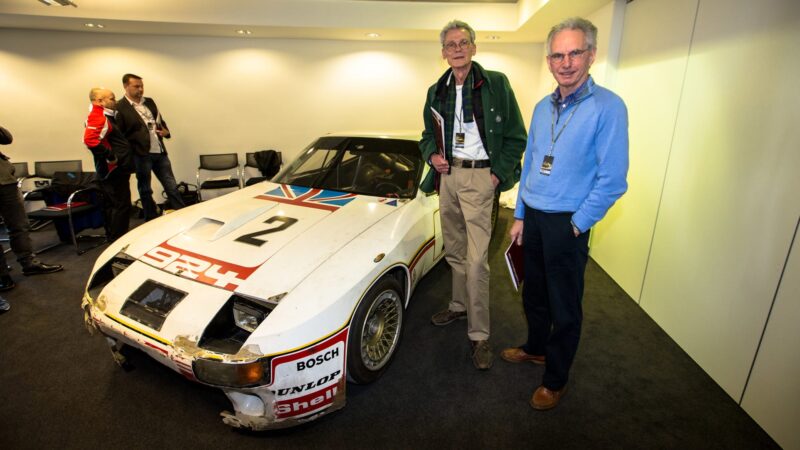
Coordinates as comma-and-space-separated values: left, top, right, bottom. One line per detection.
419, 61, 527, 194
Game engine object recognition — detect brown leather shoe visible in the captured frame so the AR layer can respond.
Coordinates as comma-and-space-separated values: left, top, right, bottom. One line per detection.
530, 385, 567, 410
470, 340, 493, 370
431, 308, 467, 326
500, 347, 545, 365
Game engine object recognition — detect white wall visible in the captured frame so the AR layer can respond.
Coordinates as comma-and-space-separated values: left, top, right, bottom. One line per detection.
588, 0, 800, 447
0, 29, 543, 193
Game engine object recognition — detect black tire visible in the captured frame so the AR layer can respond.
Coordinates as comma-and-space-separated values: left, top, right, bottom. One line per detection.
347, 276, 404, 384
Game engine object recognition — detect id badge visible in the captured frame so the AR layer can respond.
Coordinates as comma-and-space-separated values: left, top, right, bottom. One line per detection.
539, 155, 554, 176
454, 132, 465, 149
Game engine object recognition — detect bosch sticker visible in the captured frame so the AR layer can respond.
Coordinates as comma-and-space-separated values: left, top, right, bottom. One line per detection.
270, 328, 348, 419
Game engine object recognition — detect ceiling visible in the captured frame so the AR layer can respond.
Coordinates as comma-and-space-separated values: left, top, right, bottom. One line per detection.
0, 0, 610, 43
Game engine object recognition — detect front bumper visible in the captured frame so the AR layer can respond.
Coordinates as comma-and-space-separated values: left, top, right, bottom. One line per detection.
82, 294, 349, 430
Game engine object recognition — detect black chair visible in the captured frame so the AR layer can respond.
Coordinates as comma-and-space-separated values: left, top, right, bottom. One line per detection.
29, 159, 83, 190
196, 153, 242, 201
11, 161, 30, 189
26, 171, 106, 255
24, 160, 84, 229
244, 150, 282, 186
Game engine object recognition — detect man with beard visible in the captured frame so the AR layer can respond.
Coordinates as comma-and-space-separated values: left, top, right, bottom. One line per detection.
115, 74, 185, 221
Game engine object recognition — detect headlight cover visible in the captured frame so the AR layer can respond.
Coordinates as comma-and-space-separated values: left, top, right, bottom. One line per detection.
199, 294, 276, 354
87, 251, 137, 299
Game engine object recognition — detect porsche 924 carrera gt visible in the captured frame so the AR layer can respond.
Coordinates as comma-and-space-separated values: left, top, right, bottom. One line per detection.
82, 133, 445, 430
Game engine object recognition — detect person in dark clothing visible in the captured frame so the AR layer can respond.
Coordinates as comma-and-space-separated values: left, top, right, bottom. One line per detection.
0, 125, 64, 313
115, 74, 184, 220
83, 88, 133, 242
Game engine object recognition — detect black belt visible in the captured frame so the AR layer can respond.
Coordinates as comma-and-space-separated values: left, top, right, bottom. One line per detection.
453, 158, 491, 169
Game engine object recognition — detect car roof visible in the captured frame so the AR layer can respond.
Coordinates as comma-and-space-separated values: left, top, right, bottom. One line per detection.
324, 130, 421, 142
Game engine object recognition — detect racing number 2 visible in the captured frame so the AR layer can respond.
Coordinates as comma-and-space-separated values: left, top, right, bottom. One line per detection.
235, 216, 298, 247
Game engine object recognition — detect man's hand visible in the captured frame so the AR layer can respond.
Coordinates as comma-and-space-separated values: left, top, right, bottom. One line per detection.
430, 153, 450, 174
571, 221, 581, 237
509, 219, 523, 245
491, 173, 500, 188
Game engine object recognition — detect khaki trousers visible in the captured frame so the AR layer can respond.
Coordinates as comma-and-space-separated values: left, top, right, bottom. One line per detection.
439, 165, 494, 341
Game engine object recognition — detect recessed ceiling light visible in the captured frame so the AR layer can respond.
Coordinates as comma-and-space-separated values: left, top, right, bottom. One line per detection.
236, 29, 252, 35
38, 0, 77, 7
365, 33, 381, 38
84, 23, 104, 29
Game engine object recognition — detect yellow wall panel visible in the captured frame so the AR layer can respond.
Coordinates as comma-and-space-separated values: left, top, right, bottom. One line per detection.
590, 0, 698, 301
639, 0, 800, 401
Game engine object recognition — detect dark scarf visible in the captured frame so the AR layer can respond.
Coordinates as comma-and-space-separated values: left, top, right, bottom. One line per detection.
434, 62, 487, 156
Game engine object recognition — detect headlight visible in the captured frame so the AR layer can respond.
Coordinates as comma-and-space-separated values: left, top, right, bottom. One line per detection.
194, 358, 271, 387
233, 301, 269, 333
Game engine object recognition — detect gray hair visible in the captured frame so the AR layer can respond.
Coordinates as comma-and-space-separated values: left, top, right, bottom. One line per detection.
439, 20, 476, 46
546, 17, 598, 55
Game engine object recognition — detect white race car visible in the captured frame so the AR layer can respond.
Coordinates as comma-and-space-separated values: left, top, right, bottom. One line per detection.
82, 133, 444, 430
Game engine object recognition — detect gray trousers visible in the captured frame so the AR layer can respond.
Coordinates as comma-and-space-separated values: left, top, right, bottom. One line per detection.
0, 183, 33, 275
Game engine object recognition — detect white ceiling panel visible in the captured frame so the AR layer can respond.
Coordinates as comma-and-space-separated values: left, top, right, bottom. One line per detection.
0, 0, 611, 42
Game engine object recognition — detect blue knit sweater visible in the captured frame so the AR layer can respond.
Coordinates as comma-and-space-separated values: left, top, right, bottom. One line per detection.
514, 77, 629, 232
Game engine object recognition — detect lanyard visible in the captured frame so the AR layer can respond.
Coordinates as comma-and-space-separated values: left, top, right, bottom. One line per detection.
548, 83, 589, 155
549, 102, 580, 156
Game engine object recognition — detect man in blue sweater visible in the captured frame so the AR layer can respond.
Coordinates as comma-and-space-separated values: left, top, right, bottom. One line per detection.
502, 17, 629, 410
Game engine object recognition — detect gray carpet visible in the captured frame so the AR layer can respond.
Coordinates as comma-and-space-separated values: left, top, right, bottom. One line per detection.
0, 209, 778, 449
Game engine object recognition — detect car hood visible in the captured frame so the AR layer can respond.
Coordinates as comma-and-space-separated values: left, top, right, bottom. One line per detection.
121, 183, 405, 301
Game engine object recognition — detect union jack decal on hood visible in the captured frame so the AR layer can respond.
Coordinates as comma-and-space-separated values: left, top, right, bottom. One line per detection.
256, 185, 357, 211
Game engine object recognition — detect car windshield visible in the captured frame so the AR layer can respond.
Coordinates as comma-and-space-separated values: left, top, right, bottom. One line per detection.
273, 136, 422, 199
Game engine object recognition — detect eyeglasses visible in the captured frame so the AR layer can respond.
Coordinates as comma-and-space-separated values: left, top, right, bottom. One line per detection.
444, 39, 473, 52
548, 48, 590, 64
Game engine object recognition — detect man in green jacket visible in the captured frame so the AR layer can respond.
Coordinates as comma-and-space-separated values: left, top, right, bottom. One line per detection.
419, 20, 527, 370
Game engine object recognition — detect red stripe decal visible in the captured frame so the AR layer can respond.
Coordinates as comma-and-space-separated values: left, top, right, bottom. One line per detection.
145, 341, 169, 356
409, 238, 435, 273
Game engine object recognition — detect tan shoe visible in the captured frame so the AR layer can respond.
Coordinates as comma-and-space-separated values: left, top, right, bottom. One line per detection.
431, 308, 467, 326
530, 385, 567, 410
500, 347, 545, 365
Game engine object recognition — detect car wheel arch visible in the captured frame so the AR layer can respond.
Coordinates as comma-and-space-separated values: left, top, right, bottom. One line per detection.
345, 265, 408, 384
